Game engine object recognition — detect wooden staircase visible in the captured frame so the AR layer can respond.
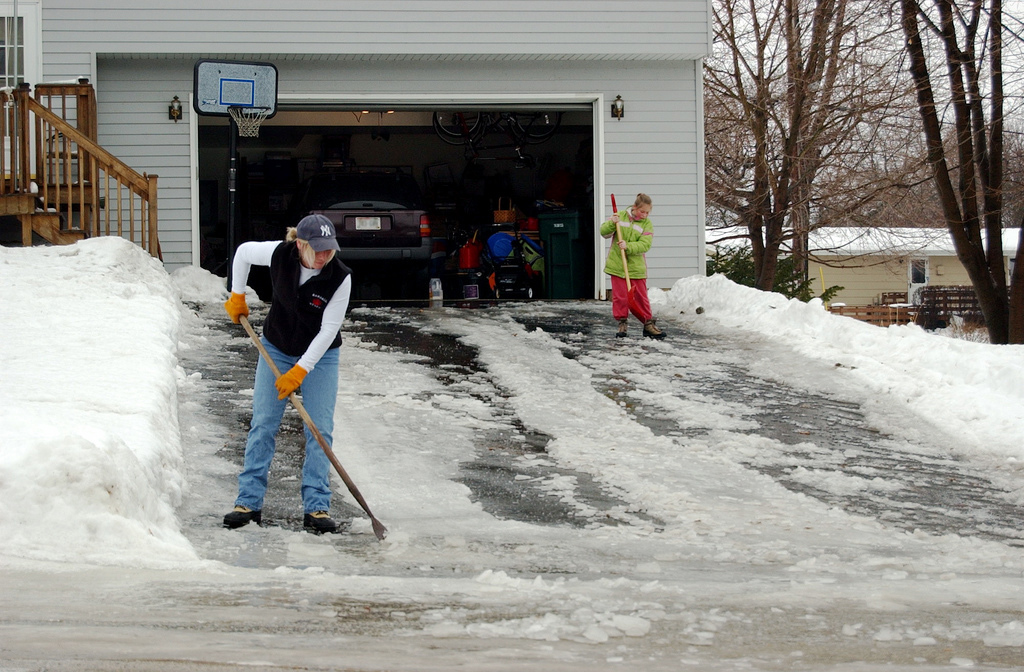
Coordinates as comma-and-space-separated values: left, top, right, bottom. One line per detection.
1, 80, 160, 258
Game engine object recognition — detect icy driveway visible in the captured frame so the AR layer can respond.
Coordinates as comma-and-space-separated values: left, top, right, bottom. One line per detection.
183, 300, 1024, 669
5, 286, 1024, 671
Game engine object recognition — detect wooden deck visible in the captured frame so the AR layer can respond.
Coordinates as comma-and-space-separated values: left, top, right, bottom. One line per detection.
2, 81, 159, 257
829, 286, 988, 328
829, 303, 918, 327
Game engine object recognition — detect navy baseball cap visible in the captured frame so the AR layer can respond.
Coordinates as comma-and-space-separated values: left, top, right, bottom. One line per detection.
296, 214, 340, 252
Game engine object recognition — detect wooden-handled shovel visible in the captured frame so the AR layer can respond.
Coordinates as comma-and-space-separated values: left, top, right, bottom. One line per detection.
611, 193, 643, 316
239, 315, 388, 541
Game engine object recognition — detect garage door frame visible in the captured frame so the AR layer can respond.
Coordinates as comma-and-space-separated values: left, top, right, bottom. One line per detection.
189, 91, 609, 300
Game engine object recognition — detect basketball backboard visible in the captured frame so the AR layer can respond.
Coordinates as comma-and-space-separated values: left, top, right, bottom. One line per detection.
193, 59, 278, 117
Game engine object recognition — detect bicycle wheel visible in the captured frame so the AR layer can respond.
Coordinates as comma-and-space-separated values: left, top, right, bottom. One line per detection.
432, 111, 483, 145
513, 111, 561, 143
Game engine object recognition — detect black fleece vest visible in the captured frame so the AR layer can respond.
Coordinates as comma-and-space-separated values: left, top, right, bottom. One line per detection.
263, 242, 351, 357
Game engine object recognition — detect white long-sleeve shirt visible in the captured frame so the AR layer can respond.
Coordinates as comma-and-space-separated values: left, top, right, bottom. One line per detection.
231, 240, 351, 372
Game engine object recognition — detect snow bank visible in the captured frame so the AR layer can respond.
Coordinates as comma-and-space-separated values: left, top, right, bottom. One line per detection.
170, 264, 229, 304
656, 274, 1024, 462
0, 238, 197, 566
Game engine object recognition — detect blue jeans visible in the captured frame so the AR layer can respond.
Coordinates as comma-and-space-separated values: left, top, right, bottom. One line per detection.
235, 338, 339, 514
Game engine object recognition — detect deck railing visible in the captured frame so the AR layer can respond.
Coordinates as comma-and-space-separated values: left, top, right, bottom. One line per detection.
1, 80, 159, 258
830, 286, 992, 329
829, 303, 918, 327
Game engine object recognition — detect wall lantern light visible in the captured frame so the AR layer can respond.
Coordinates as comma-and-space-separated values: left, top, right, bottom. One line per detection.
611, 95, 624, 120
169, 96, 183, 122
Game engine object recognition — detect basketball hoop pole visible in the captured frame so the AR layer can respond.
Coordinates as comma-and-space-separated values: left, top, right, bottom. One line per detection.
225, 108, 269, 286
227, 115, 239, 288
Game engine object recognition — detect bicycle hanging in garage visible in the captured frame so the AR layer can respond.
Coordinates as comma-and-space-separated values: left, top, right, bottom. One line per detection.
432, 111, 562, 165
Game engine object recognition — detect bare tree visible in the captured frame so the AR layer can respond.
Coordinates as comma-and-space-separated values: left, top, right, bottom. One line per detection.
1004, 125, 1024, 229
706, 0, 916, 290
899, 0, 1024, 343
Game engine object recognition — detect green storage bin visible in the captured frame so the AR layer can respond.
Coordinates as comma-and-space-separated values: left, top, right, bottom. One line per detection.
539, 210, 584, 299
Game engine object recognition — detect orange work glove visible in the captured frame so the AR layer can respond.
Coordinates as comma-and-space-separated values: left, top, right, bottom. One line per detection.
224, 292, 249, 324
275, 365, 307, 400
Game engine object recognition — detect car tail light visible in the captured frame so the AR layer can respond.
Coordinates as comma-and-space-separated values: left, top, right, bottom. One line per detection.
419, 214, 432, 237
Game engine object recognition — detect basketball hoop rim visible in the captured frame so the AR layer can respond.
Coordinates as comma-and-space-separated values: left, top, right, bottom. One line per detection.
228, 105, 272, 138
228, 105, 272, 115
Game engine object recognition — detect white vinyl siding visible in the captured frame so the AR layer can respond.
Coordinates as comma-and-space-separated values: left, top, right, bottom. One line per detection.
43, 1, 710, 61
94, 60, 194, 265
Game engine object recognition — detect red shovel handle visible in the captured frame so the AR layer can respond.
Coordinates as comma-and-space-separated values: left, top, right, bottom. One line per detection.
610, 193, 632, 291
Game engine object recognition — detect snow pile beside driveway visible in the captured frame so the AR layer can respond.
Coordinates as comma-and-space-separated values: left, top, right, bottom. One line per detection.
0, 238, 198, 567
657, 274, 1024, 464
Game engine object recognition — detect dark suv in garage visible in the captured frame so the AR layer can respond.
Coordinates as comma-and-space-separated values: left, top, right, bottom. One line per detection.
290, 168, 433, 300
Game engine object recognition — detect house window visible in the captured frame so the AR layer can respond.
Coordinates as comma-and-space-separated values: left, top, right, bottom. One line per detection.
910, 258, 927, 285
1, 15, 24, 88
2, 2, 39, 87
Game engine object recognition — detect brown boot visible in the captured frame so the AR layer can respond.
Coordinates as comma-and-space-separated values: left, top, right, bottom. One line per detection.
303, 510, 339, 534
223, 505, 262, 529
615, 318, 629, 338
642, 319, 665, 340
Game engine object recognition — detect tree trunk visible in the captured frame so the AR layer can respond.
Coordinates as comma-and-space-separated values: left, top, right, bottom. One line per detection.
899, 0, 1017, 344
1010, 224, 1024, 342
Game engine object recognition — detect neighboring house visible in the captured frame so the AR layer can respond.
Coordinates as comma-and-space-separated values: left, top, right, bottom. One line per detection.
806, 227, 1019, 306
706, 225, 1019, 307
11, 0, 710, 297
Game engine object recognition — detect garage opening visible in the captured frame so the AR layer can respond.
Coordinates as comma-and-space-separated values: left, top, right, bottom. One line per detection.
196, 104, 595, 305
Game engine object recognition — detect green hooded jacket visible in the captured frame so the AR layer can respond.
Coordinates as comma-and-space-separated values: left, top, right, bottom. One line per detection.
600, 209, 653, 280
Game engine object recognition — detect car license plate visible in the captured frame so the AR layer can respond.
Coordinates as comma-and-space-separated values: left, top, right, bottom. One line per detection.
355, 217, 381, 231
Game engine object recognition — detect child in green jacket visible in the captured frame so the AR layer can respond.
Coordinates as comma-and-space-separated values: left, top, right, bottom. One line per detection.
600, 193, 665, 339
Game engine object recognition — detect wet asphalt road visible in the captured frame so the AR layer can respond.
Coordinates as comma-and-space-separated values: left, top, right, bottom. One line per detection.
193, 300, 1024, 548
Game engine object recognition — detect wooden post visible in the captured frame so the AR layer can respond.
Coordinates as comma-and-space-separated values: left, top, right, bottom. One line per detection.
76, 78, 98, 141
147, 174, 160, 259
16, 83, 31, 192
87, 155, 99, 236
20, 215, 33, 247
1, 91, 9, 190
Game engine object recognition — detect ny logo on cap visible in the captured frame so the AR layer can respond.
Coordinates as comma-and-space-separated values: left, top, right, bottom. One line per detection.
320, 224, 332, 237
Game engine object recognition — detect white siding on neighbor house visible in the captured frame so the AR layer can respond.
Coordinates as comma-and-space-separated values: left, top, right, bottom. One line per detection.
930, 257, 974, 286
809, 257, 909, 306
96, 57, 704, 287
42, 1, 710, 69
810, 254, 980, 306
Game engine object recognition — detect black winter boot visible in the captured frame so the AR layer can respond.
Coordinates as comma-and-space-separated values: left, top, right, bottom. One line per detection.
615, 318, 629, 338
223, 505, 262, 528
304, 510, 339, 534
